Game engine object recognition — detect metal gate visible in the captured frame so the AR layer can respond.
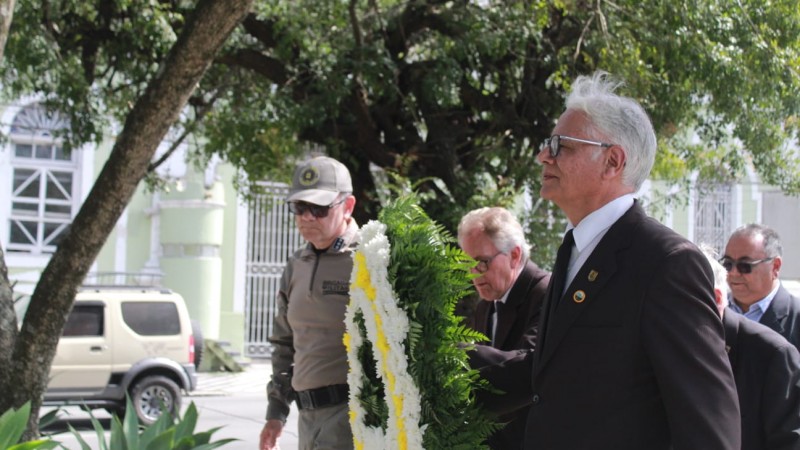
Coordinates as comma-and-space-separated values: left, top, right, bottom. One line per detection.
694, 182, 733, 253
244, 182, 305, 358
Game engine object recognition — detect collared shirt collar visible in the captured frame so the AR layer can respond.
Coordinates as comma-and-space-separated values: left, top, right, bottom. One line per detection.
569, 194, 635, 251
730, 283, 781, 323
497, 285, 512, 305
563, 194, 635, 288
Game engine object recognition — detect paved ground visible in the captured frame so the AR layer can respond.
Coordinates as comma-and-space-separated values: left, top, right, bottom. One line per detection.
42, 361, 300, 450
191, 361, 300, 449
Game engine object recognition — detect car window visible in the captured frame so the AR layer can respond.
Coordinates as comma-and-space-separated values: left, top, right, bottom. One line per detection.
121, 301, 181, 336
63, 304, 104, 337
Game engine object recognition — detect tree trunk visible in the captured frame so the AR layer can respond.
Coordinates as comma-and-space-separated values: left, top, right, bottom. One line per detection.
0, 243, 16, 396
0, 0, 254, 440
0, 0, 19, 417
0, 0, 14, 61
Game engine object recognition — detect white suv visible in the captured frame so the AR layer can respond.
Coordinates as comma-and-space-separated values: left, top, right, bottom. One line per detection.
43, 286, 199, 425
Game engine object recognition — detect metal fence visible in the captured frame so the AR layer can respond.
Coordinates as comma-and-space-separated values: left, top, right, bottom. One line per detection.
694, 182, 733, 253
244, 182, 305, 358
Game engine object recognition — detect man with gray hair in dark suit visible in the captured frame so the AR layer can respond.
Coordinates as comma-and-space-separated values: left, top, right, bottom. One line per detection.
458, 206, 550, 450
474, 71, 740, 449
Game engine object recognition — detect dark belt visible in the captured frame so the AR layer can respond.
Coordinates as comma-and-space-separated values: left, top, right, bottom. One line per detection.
295, 384, 349, 411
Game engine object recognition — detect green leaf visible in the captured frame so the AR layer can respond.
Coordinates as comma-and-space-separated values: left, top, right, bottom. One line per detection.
86, 407, 110, 450
8, 440, 61, 450
67, 424, 94, 450
0, 402, 30, 448
173, 402, 198, 440
37, 408, 61, 431
145, 428, 177, 450
122, 396, 140, 449
109, 414, 128, 450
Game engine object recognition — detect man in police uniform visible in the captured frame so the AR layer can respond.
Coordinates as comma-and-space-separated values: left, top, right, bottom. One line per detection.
260, 156, 357, 450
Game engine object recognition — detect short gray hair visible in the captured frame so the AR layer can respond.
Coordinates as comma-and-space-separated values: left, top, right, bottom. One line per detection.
700, 243, 729, 307
565, 71, 657, 191
457, 207, 530, 261
729, 223, 783, 258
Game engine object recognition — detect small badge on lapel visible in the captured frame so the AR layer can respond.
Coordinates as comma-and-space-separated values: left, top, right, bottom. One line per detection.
573, 290, 586, 303
588, 270, 599, 282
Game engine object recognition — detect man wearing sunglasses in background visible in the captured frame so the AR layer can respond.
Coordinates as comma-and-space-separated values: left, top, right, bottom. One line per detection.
458, 207, 550, 450
702, 244, 800, 450
723, 224, 800, 353
261, 156, 357, 450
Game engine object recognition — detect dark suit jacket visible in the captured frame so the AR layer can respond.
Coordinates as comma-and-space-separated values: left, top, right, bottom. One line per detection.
756, 286, 800, 354
466, 260, 550, 450
468, 260, 550, 351
478, 202, 741, 450
724, 312, 800, 450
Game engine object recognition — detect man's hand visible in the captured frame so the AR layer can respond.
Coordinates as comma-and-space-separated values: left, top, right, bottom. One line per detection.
260, 419, 284, 450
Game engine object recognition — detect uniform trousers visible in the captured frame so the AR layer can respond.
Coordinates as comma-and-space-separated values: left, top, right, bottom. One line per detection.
298, 403, 353, 450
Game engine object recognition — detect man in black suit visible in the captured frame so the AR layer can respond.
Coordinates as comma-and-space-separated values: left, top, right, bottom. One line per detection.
704, 245, 800, 450
476, 71, 740, 449
458, 207, 550, 450
724, 224, 800, 353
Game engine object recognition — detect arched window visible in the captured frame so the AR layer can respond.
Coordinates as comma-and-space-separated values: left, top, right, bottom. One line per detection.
7, 104, 78, 254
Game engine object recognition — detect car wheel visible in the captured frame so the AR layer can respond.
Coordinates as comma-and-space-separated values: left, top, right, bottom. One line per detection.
130, 375, 181, 425
191, 319, 204, 369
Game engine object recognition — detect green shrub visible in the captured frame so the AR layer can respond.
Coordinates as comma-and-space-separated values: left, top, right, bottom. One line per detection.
0, 402, 60, 450
68, 397, 236, 450
0, 398, 235, 450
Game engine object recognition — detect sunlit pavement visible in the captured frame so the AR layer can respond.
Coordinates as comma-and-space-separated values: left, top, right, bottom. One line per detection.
41, 362, 300, 450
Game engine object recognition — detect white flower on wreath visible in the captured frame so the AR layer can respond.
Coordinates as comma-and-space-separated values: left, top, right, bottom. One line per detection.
344, 220, 425, 450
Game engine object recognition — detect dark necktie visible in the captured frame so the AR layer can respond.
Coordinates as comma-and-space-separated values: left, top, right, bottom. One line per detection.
550, 229, 575, 311
486, 301, 497, 344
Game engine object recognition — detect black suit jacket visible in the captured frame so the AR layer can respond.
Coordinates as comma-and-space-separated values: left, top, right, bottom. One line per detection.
467, 261, 550, 450
724, 312, 800, 450
756, 286, 800, 354
478, 202, 741, 450
468, 260, 550, 351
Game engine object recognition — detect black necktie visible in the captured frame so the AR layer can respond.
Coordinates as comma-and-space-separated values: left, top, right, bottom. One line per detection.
486, 301, 496, 344
550, 229, 575, 311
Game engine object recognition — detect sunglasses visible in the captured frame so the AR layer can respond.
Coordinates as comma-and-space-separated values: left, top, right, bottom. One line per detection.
719, 256, 775, 274
287, 198, 346, 218
539, 134, 614, 158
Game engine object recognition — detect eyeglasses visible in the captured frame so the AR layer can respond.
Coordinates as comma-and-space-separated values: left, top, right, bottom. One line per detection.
474, 251, 504, 273
719, 256, 775, 274
287, 198, 346, 218
539, 134, 614, 158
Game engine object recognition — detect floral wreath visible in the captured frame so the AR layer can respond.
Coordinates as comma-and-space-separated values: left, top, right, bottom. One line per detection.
345, 221, 424, 450
344, 196, 494, 450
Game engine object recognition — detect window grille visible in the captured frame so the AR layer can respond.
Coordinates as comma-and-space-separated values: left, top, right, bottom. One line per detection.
694, 182, 733, 254
7, 104, 77, 254
244, 182, 305, 357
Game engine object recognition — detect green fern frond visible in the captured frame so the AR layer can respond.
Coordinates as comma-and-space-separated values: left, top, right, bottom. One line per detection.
373, 193, 496, 449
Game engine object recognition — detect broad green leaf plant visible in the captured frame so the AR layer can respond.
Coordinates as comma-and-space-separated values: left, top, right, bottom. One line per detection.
67, 397, 235, 450
1, 398, 236, 450
0, 402, 59, 450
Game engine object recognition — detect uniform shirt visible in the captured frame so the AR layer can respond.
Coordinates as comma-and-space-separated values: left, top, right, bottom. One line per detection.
266, 219, 359, 422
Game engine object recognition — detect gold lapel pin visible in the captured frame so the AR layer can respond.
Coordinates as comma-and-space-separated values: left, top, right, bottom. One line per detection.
573, 290, 586, 303
588, 270, 598, 282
